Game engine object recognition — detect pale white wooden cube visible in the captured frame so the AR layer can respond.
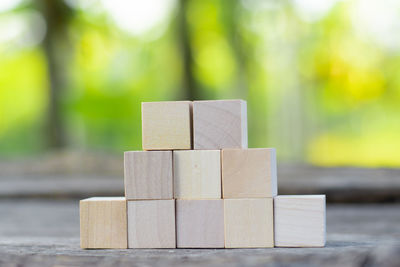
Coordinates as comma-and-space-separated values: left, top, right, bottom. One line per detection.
274, 195, 326, 247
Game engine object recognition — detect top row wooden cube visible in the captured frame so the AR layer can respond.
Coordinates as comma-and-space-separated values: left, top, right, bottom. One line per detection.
141, 100, 247, 150
142, 101, 192, 150
194, 100, 248, 149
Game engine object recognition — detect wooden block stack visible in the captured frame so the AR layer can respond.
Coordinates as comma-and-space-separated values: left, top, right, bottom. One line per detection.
80, 100, 326, 249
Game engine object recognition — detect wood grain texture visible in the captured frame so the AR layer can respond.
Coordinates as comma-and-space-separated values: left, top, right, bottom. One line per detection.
142, 101, 192, 150
80, 197, 127, 249
173, 150, 221, 199
222, 148, 277, 198
274, 195, 326, 247
224, 198, 274, 248
193, 100, 247, 149
176, 200, 224, 248
127, 200, 176, 248
124, 151, 172, 200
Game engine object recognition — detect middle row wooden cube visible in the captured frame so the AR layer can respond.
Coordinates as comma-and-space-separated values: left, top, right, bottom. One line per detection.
174, 150, 221, 199
124, 148, 277, 200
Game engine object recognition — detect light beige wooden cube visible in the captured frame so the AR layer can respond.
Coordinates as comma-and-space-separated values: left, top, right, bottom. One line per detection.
193, 100, 247, 149
128, 200, 176, 248
224, 198, 274, 248
222, 148, 277, 198
124, 151, 173, 200
176, 199, 224, 248
142, 101, 192, 150
80, 197, 127, 249
173, 150, 221, 199
274, 195, 326, 247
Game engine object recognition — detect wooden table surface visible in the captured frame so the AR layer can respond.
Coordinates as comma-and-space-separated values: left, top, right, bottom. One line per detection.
0, 200, 399, 267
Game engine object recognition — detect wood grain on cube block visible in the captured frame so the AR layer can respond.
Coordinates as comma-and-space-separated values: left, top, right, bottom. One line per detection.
224, 198, 274, 248
124, 151, 172, 200
193, 100, 247, 149
128, 200, 176, 248
274, 195, 326, 247
80, 197, 127, 249
176, 200, 224, 248
173, 150, 221, 199
142, 101, 192, 150
222, 148, 277, 198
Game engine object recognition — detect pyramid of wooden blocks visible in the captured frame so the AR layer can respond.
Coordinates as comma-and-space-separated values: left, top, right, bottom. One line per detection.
79, 99, 327, 249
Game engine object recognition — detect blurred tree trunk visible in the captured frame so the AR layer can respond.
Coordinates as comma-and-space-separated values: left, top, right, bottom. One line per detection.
36, 0, 73, 149
223, 1, 249, 100
177, 0, 198, 100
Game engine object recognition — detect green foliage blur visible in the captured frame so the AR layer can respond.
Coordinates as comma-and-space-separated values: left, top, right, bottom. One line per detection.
1, 0, 400, 166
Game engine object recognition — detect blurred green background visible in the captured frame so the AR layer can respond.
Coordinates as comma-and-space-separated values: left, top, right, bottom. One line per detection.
1, 0, 400, 166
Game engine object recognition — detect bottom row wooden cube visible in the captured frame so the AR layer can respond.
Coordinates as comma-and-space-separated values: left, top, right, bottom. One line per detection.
80, 195, 325, 249
176, 199, 224, 248
224, 198, 274, 248
128, 199, 176, 248
80, 197, 128, 249
274, 195, 326, 247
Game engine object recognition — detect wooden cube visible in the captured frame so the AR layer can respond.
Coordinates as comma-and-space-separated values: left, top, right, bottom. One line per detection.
176, 200, 224, 248
274, 195, 326, 247
142, 101, 192, 150
128, 200, 176, 248
80, 197, 127, 249
124, 151, 173, 200
222, 148, 277, 198
193, 100, 247, 149
173, 150, 221, 199
224, 198, 274, 248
